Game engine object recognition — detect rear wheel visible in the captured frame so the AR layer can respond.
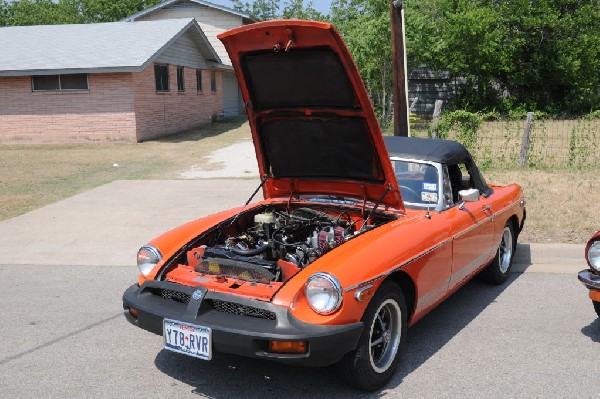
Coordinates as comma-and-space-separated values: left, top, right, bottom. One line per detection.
336, 281, 407, 391
594, 301, 600, 318
481, 221, 516, 285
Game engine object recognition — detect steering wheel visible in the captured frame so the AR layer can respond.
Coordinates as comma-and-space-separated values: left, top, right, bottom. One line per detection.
399, 185, 420, 203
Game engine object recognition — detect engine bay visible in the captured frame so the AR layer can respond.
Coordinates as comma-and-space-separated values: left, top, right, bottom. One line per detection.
162, 204, 396, 288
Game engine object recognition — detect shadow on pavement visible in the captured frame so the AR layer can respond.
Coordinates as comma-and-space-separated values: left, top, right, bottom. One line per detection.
512, 243, 532, 272
581, 318, 600, 343
154, 272, 521, 397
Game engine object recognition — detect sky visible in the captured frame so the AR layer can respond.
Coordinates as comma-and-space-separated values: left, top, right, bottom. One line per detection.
210, 0, 334, 16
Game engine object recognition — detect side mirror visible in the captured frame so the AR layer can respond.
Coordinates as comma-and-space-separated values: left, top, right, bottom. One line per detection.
459, 188, 480, 202
457, 188, 480, 209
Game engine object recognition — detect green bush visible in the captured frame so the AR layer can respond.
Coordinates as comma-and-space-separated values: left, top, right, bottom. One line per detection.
431, 110, 482, 152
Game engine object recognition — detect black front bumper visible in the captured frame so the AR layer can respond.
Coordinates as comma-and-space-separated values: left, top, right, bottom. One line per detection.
122, 281, 363, 367
578, 269, 600, 291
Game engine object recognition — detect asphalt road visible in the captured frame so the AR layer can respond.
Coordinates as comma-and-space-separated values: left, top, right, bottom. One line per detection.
0, 265, 597, 398
0, 180, 597, 398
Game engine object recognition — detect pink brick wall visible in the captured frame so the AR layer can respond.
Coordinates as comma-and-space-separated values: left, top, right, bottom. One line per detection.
132, 64, 223, 141
0, 64, 224, 143
0, 74, 138, 143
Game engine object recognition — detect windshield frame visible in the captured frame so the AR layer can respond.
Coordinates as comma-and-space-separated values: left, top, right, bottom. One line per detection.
390, 157, 445, 211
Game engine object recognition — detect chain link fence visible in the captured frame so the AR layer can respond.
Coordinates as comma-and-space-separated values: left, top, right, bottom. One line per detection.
410, 116, 600, 170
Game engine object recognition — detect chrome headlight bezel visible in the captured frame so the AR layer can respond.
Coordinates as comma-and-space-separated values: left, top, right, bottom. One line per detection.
305, 272, 343, 315
137, 245, 163, 277
586, 240, 600, 272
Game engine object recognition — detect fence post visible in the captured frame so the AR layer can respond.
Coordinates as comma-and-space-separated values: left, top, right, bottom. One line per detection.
409, 96, 419, 113
430, 100, 443, 139
519, 112, 534, 167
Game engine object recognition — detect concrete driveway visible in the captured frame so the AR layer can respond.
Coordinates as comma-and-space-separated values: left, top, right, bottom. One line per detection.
0, 179, 259, 266
0, 178, 596, 398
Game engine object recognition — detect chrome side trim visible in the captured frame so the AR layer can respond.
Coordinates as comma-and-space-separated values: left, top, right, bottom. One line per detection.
343, 198, 522, 293
453, 218, 492, 240
493, 204, 517, 218
344, 238, 453, 292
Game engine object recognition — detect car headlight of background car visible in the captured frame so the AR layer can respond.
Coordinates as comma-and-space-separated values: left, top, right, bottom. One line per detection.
587, 240, 600, 272
137, 245, 162, 277
305, 272, 343, 314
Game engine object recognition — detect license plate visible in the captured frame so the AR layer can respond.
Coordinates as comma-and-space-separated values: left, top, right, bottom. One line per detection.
163, 319, 212, 360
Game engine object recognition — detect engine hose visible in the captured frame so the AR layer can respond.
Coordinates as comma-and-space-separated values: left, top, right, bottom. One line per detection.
230, 243, 270, 256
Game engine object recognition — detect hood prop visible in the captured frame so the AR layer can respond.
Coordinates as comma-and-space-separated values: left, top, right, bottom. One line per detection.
360, 184, 392, 233
228, 175, 268, 228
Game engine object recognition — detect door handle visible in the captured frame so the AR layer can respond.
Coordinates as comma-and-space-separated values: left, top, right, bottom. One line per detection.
482, 205, 492, 212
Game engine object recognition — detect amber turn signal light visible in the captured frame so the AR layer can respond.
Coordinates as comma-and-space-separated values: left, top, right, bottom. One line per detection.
128, 307, 138, 319
268, 340, 308, 354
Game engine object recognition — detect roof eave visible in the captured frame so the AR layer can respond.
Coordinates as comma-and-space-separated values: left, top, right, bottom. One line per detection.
122, 0, 257, 23
0, 66, 145, 77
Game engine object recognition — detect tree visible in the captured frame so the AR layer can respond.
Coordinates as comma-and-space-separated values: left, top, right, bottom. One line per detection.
0, 1, 8, 26
404, 0, 600, 114
232, 0, 326, 21
0, 0, 163, 26
1, 0, 82, 26
331, 0, 393, 127
232, 0, 281, 21
282, 0, 325, 20
72, 0, 163, 23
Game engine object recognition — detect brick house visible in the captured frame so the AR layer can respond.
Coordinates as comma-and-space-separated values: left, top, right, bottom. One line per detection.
0, 19, 228, 143
122, 0, 256, 117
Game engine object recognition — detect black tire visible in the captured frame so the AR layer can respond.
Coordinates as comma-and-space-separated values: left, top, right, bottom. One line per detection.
594, 301, 600, 318
480, 221, 516, 285
336, 281, 407, 391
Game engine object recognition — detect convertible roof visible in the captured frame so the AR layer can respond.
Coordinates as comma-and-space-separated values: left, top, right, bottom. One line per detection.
384, 136, 472, 164
384, 136, 493, 197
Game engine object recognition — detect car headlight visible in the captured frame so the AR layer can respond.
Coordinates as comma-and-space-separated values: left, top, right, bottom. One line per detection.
587, 240, 600, 272
305, 272, 343, 315
137, 245, 162, 277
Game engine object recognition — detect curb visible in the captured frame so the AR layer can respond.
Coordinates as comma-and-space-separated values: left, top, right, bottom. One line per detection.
513, 243, 585, 274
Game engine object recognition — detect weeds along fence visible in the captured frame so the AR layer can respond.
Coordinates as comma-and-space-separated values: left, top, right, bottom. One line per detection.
410, 114, 600, 170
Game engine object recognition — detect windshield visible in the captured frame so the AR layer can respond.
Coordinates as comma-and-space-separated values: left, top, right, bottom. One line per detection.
392, 160, 439, 208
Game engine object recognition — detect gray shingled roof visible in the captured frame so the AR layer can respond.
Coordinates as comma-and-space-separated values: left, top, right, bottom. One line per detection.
0, 18, 221, 76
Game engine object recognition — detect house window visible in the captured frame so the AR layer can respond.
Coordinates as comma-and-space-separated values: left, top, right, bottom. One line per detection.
32, 74, 88, 91
210, 71, 217, 92
154, 64, 169, 92
196, 69, 203, 92
177, 66, 185, 92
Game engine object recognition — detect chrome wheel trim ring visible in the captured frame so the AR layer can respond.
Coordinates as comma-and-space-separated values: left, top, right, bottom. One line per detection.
499, 226, 513, 273
368, 298, 402, 374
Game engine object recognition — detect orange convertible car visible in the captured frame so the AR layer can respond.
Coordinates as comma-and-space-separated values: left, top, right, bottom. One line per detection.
122, 20, 526, 391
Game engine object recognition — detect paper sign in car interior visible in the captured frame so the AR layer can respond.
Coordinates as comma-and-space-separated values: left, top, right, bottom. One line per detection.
421, 191, 438, 203
422, 182, 437, 192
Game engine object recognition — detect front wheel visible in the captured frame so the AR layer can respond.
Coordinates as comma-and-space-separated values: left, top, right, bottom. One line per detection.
480, 221, 516, 285
336, 281, 407, 391
594, 301, 600, 318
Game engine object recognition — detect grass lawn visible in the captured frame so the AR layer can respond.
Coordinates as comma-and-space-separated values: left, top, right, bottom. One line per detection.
0, 118, 597, 243
0, 117, 250, 221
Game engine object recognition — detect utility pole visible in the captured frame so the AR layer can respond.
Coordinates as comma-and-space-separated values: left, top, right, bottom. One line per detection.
390, 0, 410, 136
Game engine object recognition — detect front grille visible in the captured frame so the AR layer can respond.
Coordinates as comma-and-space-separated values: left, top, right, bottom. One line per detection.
150, 288, 191, 304
208, 299, 276, 321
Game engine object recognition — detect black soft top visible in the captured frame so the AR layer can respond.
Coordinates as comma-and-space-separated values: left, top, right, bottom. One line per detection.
384, 136, 493, 197
384, 136, 471, 164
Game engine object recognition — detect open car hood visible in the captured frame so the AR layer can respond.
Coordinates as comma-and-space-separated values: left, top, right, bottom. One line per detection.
218, 20, 403, 211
